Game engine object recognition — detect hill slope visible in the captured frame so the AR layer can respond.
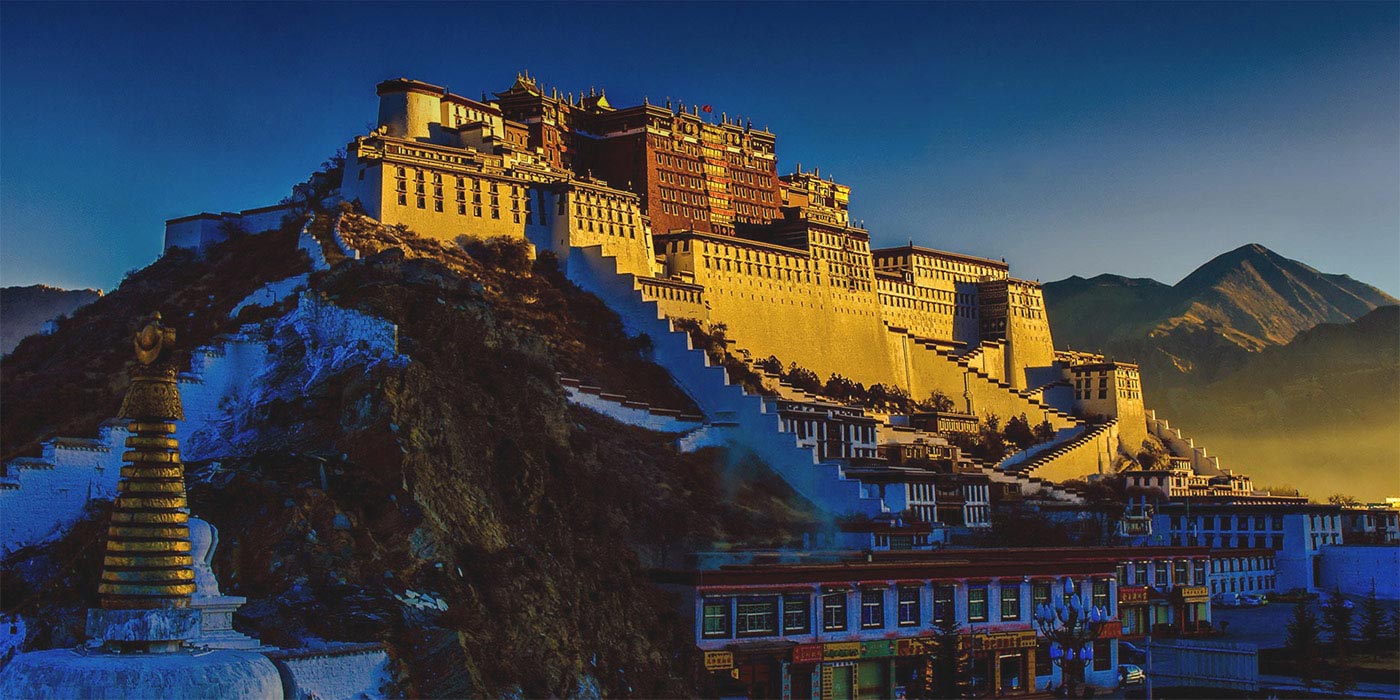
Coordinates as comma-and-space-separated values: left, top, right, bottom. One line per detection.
1, 213, 817, 695
0, 285, 102, 355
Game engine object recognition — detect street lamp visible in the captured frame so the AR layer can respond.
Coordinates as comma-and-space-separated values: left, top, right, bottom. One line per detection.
1034, 578, 1110, 698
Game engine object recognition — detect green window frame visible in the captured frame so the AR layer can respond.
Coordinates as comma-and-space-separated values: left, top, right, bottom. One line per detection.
1000, 583, 1021, 621
702, 598, 731, 639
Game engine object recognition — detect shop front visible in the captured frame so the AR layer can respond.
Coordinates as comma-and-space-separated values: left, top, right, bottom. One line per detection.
1117, 586, 1150, 639
796, 639, 902, 700
962, 630, 1038, 697
1171, 585, 1211, 635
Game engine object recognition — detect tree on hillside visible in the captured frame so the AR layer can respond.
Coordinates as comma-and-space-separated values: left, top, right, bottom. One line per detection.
1327, 494, 1360, 507
1358, 583, 1386, 651
977, 414, 1008, 463
757, 355, 783, 374
1136, 443, 1168, 470
784, 363, 822, 395
1320, 587, 1354, 659
924, 389, 955, 413
1004, 413, 1036, 451
1285, 601, 1323, 691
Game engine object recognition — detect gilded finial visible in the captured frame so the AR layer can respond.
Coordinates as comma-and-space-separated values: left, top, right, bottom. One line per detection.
133, 312, 176, 366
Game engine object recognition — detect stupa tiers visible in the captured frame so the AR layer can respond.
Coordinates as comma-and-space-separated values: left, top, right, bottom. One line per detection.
0, 314, 282, 699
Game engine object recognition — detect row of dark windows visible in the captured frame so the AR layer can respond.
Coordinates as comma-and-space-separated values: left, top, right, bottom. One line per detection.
701, 581, 1111, 640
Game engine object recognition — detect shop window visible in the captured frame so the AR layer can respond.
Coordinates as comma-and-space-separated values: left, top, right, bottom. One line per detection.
822, 592, 848, 632
783, 594, 810, 634
897, 586, 920, 627
1036, 641, 1053, 676
1155, 563, 1169, 588
735, 596, 778, 637
1193, 560, 1207, 585
1032, 582, 1050, 612
935, 585, 957, 624
860, 589, 885, 629
1001, 584, 1021, 621
1092, 581, 1109, 611
1174, 560, 1188, 585
968, 587, 988, 623
1093, 640, 1111, 671
702, 598, 731, 639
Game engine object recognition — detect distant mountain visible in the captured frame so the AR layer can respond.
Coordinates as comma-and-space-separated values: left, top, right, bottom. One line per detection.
1045, 244, 1398, 383
1, 285, 102, 355
1153, 306, 1400, 501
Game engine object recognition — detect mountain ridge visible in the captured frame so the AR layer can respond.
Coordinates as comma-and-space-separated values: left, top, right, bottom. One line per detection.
0, 284, 103, 355
1045, 243, 1397, 382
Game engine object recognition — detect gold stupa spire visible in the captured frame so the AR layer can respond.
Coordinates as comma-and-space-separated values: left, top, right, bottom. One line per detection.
99, 312, 196, 609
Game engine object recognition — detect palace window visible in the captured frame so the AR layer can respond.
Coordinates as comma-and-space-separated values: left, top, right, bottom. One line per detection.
968, 587, 988, 622
1001, 584, 1021, 621
701, 598, 730, 639
822, 592, 847, 632
860, 589, 884, 629
897, 586, 920, 627
416, 197, 425, 209
735, 596, 778, 637
397, 194, 406, 206
783, 594, 810, 634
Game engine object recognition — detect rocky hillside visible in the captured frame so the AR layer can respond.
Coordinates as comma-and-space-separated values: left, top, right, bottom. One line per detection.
0, 284, 101, 355
1045, 243, 1397, 383
1, 213, 820, 696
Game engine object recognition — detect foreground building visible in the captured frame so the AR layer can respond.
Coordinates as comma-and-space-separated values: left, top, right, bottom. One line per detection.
658, 547, 1216, 698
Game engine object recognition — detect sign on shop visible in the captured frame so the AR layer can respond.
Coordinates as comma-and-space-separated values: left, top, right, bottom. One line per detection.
704, 651, 734, 670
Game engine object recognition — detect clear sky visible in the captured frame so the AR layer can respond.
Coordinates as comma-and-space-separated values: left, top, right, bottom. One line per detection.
2, 2, 1397, 294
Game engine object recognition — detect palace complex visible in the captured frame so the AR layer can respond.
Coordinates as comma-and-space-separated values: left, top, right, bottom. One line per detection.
6, 72, 1382, 698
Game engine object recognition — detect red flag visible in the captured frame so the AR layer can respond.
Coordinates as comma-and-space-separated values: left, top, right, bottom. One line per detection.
701, 104, 713, 113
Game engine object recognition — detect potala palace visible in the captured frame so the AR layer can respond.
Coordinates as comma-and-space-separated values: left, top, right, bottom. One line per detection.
6, 74, 1395, 699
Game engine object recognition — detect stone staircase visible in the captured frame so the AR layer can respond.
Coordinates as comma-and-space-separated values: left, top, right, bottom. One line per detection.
1145, 409, 1223, 475
887, 326, 1082, 428
565, 244, 886, 520
1002, 419, 1118, 479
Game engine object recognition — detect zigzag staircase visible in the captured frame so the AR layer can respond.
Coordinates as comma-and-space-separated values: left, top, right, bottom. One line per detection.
886, 326, 1082, 428
565, 244, 886, 519
1002, 419, 1118, 478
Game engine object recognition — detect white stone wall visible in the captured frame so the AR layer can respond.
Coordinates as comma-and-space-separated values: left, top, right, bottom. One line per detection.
1, 292, 402, 553
267, 646, 391, 700
562, 385, 704, 434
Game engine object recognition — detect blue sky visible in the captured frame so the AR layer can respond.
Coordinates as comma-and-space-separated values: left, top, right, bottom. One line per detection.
2, 2, 1397, 295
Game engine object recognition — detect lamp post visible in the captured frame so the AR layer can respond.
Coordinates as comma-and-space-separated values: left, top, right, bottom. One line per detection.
1033, 577, 1109, 698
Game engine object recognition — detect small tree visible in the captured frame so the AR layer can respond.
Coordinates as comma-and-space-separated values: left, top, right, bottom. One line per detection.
925, 389, 955, 413
1320, 587, 1353, 659
926, 614, 969, 699
1327, 493, 1360, 507
1003, 413, 1036, 451
1285, 601, 1323, 690
1033, 418, 1056, 443
1359, 582, 1385, 651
